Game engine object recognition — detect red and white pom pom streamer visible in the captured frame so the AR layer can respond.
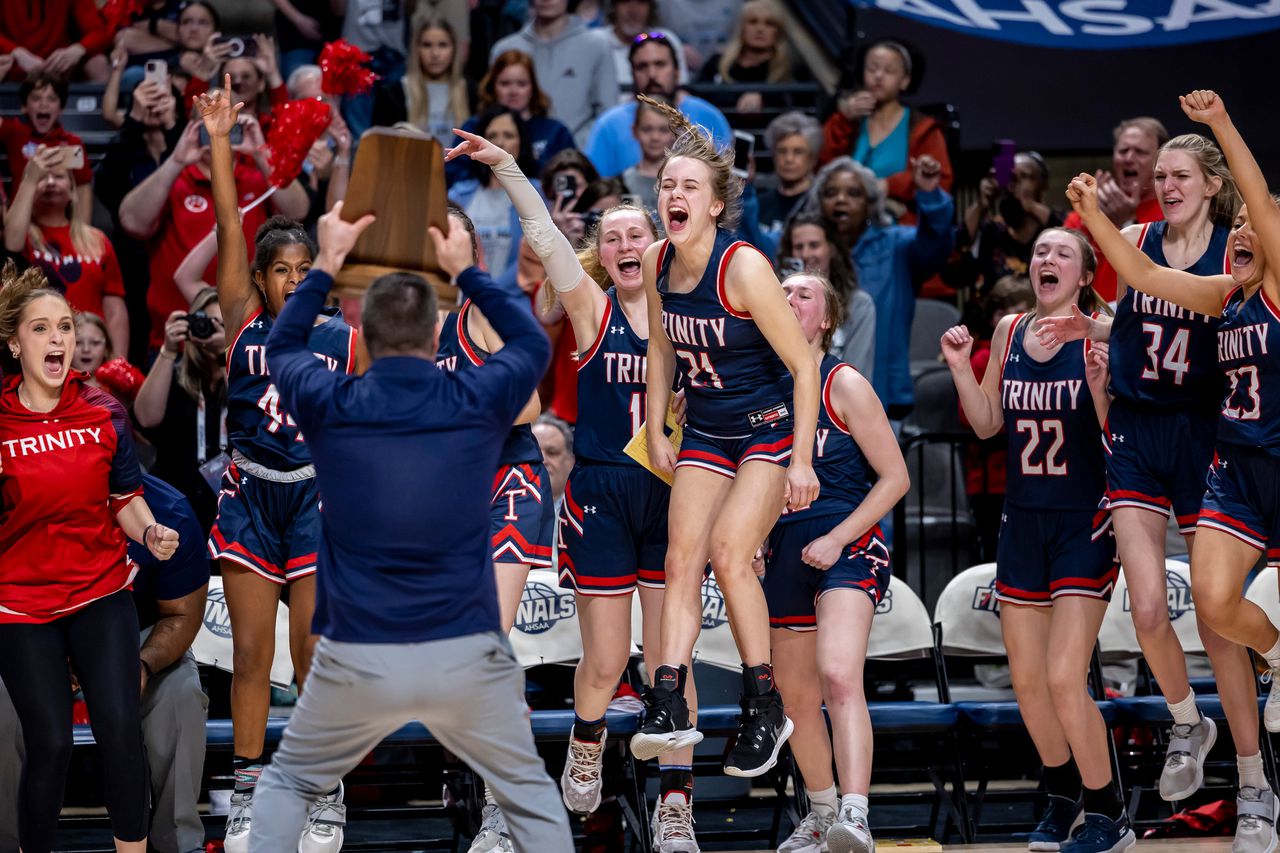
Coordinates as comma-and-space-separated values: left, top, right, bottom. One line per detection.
264, 98, 334, 189
319, 40, 378, 97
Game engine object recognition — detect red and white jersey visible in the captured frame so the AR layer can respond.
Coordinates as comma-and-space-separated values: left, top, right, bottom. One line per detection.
0, 372, 143, 623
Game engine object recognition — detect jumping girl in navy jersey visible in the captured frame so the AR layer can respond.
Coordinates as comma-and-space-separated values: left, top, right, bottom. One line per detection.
1053, 89, 1280, 852
198, 79, 362, 853
769, 272, 908, 853
445, 125, 701, 849
0, 263, 180, 853
1036, 137, 1273, 850
943, 229, 1130, 853
633, 95, 820, 781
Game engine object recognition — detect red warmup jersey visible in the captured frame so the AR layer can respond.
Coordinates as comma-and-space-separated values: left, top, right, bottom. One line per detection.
0, 373, 144, 624
1064, 196, 1163, 303
0, 117, 94, 188
146, 159, 269, 348
25, 225, 125, 317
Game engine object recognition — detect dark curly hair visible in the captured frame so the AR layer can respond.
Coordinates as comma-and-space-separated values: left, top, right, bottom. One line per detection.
251, 215, 317, 305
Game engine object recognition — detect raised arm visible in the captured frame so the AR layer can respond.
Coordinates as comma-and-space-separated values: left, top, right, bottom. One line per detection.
445, 128, 606, 344
1184, 90, 1280, 274
197, 76, 258, 335
800, 365, 908, 569
643, 241, 678, 475
942, 316, 1010, 439
3, 146, 61, 252
1067, 173, 1232, 317
726, 247, 821, 511
119, 123, 202, 239
174, 227, 218, 306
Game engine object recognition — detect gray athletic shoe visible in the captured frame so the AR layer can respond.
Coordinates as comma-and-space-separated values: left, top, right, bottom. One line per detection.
1233, 787, 1279, 853
1159, 715, 1217, 801
223, 791, 253, 853
560, 734, 605, 815
777, 809, 833, 852
468, 804, 513, 853
651, 790, 699, 852
826, 804, 873, 853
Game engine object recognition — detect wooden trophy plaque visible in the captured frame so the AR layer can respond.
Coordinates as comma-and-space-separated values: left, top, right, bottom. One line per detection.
335, 127, 453, 308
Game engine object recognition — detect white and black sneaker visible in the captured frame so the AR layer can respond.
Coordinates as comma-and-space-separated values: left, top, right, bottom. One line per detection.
561, 734, 606, 815
298, 783, 346, 852
631, 684, 703, 761
724, 692, 793, 778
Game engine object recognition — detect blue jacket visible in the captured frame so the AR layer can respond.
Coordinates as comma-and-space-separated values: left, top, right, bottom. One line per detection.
584, 96, 731, 178
854, 188, 955, 410
447, 177, 544, 293
266, 267, 550, 643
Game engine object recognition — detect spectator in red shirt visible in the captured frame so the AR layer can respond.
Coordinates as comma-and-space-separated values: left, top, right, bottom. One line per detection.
0, 263, 179, 853
1063, 116, 1168, 302
182, 35, 288, 128
0, 0, 112, 81
0, 72, 95, 220
118, 95, 308, 351
4, 145, 129, 356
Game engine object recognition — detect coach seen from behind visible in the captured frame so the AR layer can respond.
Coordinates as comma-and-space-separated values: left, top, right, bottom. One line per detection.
246, 201, 572, 852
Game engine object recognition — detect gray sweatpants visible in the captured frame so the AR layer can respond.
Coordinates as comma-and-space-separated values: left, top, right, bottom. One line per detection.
0, 648, 209, 853
249, 631, 573, 853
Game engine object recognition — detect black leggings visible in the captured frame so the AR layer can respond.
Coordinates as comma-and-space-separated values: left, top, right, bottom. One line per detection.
0, 590, 149, 851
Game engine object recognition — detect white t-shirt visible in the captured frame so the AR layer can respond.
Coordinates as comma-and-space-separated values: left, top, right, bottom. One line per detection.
467, 186, 514, 276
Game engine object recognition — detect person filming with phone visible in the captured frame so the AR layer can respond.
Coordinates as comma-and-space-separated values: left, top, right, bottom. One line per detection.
4, 143, 130, 356
133, 285, 228, 532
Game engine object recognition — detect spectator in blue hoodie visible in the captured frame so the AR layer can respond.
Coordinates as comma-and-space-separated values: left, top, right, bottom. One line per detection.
794, 156, 953, 419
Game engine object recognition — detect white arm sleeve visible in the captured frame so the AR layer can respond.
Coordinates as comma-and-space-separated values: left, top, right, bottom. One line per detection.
490, 156, 583, 294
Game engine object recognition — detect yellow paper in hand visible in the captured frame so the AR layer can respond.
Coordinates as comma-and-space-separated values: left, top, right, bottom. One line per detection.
623, 409, 683, 486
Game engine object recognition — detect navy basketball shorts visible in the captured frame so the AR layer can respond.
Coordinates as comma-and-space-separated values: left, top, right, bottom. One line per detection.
208, 460, 321, 584
994, 502, 1118, 606
1198, 443, 1280, 567
490, 462, 555, 569
1105, 399, 1217, 534
675, 421, 794, 479
558, 462, 670, 596
762, 516, 891, 630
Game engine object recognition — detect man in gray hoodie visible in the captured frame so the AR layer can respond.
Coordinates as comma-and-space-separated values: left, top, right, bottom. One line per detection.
490, 0, 618, 148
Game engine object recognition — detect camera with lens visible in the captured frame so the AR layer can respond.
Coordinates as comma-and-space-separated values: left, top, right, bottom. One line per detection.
184, 312, 216, 340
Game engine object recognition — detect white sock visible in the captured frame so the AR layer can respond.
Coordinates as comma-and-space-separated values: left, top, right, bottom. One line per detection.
840, 792, 869, 819
1239, 753, 1270, 791
1167, 689, 1199, 726
808, 784, 838, 816
1264, 635, 1280, 669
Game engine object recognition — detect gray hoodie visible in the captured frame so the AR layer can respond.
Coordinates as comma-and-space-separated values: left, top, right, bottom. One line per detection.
491, 16, 619, 148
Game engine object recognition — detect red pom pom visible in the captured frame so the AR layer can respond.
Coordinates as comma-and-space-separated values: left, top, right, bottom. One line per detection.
94, 357, 146, 403
319, 40, 378, 97
264, 98, 333, 189
100, 0, 146, 33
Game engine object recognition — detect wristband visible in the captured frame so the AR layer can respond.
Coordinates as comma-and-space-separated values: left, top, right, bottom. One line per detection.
143, 522, 157, 548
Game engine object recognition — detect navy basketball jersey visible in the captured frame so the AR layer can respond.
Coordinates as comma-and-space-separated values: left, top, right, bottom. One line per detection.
226, 307, 357, 471
656, 229, 791, 437
575, 288, 648, 465
1217, 287, 1280, 452
1000, 315, 1106, 510
435, 300, 543, 466
779, 355, 874, 525
1109, 221, 1229, 409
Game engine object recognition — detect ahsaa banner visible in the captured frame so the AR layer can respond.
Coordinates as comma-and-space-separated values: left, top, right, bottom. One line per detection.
847, 0, 1280, 48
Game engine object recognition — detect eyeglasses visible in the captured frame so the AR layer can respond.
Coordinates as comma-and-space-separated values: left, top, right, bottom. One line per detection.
632, 31, 670, 45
